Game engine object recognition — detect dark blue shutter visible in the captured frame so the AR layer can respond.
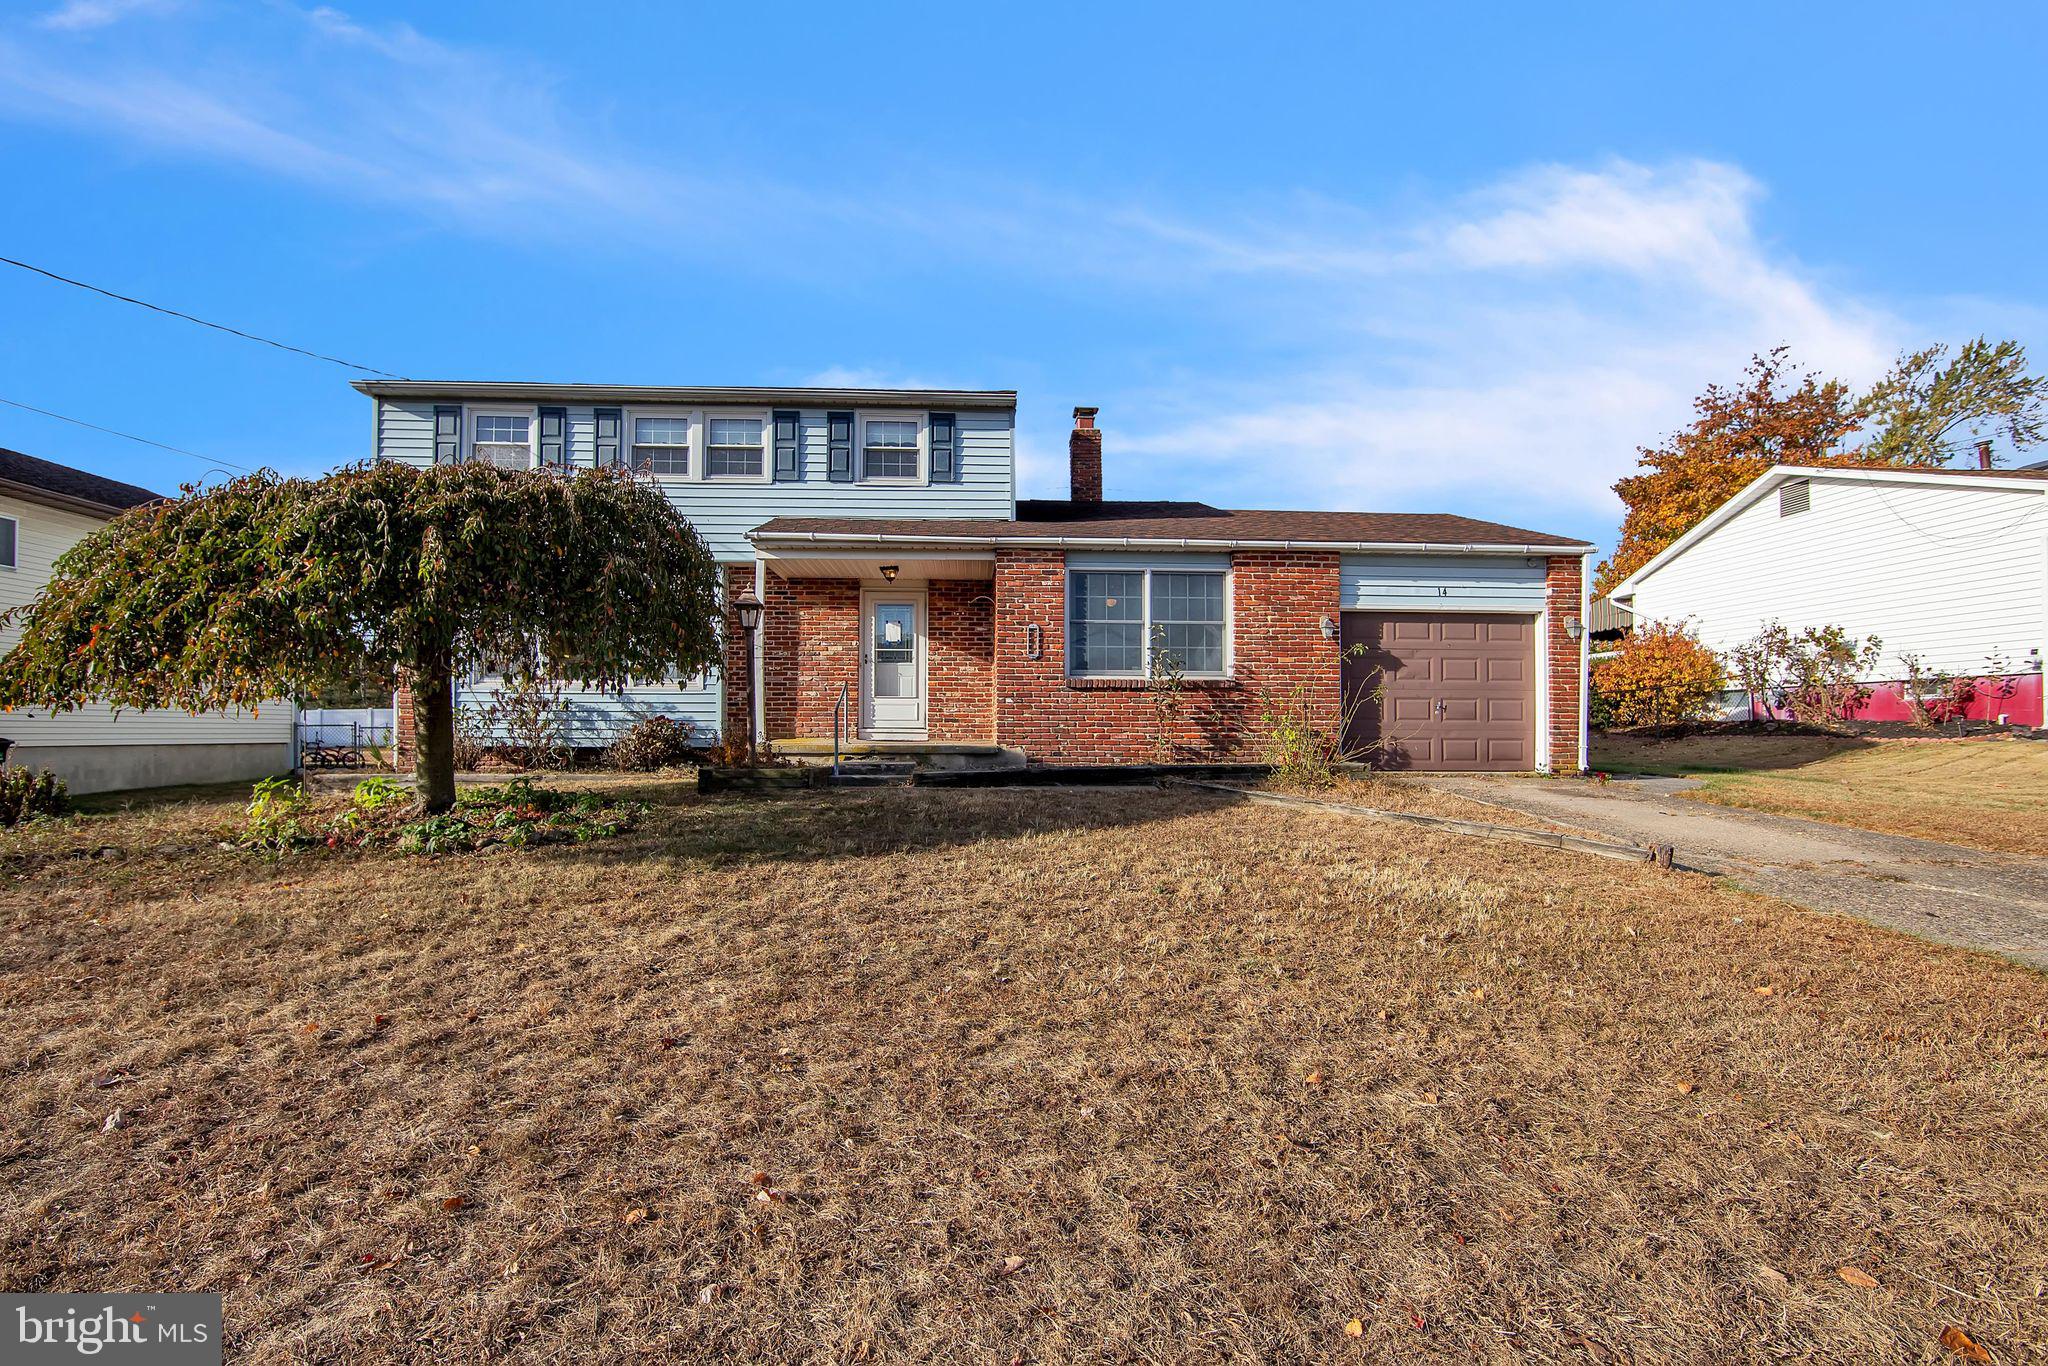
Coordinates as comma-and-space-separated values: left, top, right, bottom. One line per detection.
433, 405, 461, 465
593, 407, 623, 469
772, 409, 801, 482
928, 411, 957, 483
538, 406, 567, 471
827, 411, 855, 482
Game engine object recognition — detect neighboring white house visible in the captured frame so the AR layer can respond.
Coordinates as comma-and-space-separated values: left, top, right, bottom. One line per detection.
0, 448, 296, 792
1607, 463, 2048, 726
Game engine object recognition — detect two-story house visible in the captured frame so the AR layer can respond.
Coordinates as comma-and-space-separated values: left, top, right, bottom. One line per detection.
356, 382, 1595, 771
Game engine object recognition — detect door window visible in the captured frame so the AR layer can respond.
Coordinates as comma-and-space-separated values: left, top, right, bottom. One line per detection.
872, 602, 917, 698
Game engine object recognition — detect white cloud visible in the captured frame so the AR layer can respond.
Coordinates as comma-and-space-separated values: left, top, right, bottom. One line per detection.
36, 0, 179, 32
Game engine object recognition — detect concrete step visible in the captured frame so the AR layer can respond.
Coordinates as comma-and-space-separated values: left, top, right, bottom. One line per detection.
770, 738, 1026, 772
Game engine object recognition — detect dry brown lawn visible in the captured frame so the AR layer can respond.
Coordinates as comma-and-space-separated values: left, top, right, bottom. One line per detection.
3, 779, 2047, 1362
1594, 732, 2048, 858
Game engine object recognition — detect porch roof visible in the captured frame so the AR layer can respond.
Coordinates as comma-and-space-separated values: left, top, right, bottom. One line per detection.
751, 500, 1593, 554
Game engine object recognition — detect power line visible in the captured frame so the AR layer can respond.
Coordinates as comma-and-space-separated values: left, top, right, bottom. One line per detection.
0, 396, 251, 476
0, 254, 406, 379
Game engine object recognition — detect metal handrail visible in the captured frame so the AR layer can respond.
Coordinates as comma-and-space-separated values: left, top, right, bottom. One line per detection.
832, 682, 849, 778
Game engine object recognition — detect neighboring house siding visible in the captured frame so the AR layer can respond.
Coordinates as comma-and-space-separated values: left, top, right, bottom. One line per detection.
1626, 476, 2048, 679
1340, 554, 1547, 611
375, 401, 1016, 561
453, 678, 722, 747
0, 492, 294, 787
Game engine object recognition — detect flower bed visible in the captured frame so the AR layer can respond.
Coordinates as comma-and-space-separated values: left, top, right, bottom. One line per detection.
236, 776, 646, 856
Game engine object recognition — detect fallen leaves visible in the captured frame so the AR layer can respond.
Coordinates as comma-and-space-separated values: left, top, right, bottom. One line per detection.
1753, 985, 1776, 997
1837, 1265, 1879, 1289
622, 1207, 649, 1226
999, 1255, 1027, 1277
1939, 1325, 1991, 1361
1342, 1319, 1364, 1338
1675, 1080, 1697, 1095
440, 1196, 468, 1214
1304, 1068, 1324, 1086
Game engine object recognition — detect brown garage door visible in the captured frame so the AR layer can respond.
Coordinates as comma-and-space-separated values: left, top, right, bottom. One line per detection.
1341, 612, 1534, 771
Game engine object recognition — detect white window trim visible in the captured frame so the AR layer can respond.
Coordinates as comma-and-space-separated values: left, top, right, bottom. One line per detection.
625, 405, 695, 481
1065, 566, 1233, 679
465, 405, 539, 470
858, 410, 928, 485
0, 514, 16, 571
699, 408, 773, 484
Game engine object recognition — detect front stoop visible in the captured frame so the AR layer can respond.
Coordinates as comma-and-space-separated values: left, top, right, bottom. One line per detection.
769, 738, 1026, 773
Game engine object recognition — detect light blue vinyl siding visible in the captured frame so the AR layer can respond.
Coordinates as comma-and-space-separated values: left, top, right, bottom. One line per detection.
1340, 554, 1546, 611
375, 401, 1016, 562
456, 676, 723, 747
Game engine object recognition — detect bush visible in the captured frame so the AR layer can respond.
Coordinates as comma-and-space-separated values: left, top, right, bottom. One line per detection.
0, 766, 69, 826
243, 776, 312, 851
232, 773, 644, 856
606, 715, 699, 771
1592, 621, 1726, 727
1730, 620, 1882, 724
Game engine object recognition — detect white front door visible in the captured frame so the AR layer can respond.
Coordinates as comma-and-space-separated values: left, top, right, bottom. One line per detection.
860, 589, 927, 739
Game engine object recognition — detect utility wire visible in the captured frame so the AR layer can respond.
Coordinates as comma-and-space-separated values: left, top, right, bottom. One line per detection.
0, 396, 251, 475
0, 254, 406, 379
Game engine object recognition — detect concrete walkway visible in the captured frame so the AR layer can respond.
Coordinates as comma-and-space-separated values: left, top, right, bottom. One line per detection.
1412, 773, 2048, 969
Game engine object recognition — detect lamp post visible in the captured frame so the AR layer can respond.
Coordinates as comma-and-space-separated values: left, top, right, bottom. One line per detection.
734, 588, 764, 764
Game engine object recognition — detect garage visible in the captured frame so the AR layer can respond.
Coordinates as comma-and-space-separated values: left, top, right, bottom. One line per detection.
1341, 611, 1535, 771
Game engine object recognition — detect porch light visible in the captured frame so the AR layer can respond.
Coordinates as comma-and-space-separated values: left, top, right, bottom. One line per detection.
1564, 615, 1584, 641
1320, 616, 1339, 641
879, 564, 900, 583
734, 590, 764, 634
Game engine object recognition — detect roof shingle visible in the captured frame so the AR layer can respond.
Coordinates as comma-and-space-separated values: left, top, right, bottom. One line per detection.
0, 448, 162, 515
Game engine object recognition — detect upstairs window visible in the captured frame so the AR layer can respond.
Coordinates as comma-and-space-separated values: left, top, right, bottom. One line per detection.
631, 415, 691, 476
0, 515, 14, 570
1068, 567, 1229, 678
705, 416, 765, 479
1779, 479, 1811, 517
471, 413, 533, 469
861, 416, 921, 481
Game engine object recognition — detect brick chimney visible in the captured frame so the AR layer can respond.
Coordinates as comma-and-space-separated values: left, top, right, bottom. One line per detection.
1977, 440, 1994, 471
1070, 406, 1102, 503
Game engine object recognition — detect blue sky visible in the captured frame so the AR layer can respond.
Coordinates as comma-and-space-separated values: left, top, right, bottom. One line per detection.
1, 1, 2043, 551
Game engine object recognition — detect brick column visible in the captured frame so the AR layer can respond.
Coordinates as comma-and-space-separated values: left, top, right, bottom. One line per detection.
1544, 555, 1586, 772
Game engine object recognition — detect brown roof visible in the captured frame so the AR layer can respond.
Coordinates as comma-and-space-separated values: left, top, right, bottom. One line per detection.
0, 447, 163, 515
752, 499, 1591, 549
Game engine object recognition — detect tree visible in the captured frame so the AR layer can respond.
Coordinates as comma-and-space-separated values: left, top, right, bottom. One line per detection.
1858, 336, 2048, 466
1598, 349, 1862, 590
0, 462, 722, 812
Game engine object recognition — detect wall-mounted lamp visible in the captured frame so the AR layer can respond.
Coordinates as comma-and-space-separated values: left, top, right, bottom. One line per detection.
734, 590, 764, 634
1564, 614, 1584, 641
879, 564, 899, 583
1320, 616, 1339, 641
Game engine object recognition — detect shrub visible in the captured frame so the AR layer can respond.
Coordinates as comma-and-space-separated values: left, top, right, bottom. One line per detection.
0, 766, 69, 826
1257, 644, 1368, 788
607, 715, 699, 771
244, 776, 313, 851
350, 775, 409, 814
1591, 621, 1726, 727
1729, 620, 1882, 724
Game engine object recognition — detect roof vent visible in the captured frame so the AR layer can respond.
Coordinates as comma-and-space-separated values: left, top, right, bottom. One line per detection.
1779, 479, 1810, 518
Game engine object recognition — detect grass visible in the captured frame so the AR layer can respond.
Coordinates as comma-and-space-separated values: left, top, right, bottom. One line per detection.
1592, 731, 2048, 857
3, 781, 2047, 1361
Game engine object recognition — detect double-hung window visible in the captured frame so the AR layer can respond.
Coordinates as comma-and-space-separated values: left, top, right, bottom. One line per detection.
1067, 567, 1228, 677
861, 414, 922, 481
470, 413, 533, 469
705, 416, 766, 479
631, 415, 691, 476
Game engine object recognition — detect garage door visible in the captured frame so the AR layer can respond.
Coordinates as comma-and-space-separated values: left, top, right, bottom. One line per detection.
1341, 612, 1534, 771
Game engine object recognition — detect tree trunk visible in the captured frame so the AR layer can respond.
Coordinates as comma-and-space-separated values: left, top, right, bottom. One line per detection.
411, 657, 458, 814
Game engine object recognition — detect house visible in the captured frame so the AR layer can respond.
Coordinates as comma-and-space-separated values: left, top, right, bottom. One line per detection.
1606, 463, 2048, 725
0, 447, 297, 792
356, 383, 1595, 771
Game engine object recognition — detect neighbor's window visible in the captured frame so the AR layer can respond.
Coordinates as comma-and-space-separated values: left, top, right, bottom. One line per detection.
0, 515, 14, 570
705, 416, 765, 478
1068, 568, 1227, 677
631, 415, 691, 476
862, 417, 921, 480
471, 413, 532, 469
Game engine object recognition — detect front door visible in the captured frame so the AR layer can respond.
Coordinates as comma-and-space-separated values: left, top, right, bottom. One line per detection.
860, 589, 927, 739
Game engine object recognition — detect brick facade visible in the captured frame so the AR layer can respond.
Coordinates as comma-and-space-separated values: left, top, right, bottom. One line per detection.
1544, 555, 1586, 772
927, 579, 996, 741
988, 547, 1343, 763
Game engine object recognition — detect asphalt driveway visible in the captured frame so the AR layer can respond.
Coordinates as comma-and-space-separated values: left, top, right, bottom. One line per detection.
1413, 773, 2048, 969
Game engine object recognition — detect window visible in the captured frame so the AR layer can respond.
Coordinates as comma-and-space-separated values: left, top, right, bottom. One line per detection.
1779, 479, 1810, 517
862, 416, 921, 480
1068, 567, 1228, 677
631, 415, 690, 475
705, 416, 765, 479
0, 515, 14, 570
471, 413, 532, 469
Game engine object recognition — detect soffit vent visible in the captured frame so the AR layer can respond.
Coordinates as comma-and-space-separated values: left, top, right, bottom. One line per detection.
1779, 479, 1811, 517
